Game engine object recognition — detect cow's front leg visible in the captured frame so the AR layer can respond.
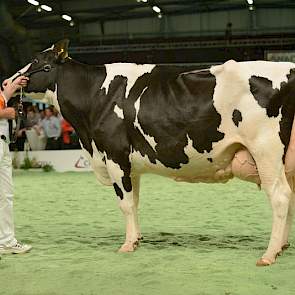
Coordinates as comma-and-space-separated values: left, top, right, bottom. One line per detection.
106, 160, 139, 252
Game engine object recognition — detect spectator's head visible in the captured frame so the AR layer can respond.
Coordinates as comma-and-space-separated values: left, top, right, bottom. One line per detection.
27, 106, 35, 117
40, 110, 45, 119
32, 105, 39, 113
45, 107, 54, 118
52, 106, 59, 117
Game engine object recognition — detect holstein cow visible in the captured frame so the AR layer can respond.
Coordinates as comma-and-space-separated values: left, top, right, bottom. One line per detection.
8, 39, 295, 266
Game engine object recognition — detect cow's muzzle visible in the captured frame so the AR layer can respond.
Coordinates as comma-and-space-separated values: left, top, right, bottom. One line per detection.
13, 64, 52, 81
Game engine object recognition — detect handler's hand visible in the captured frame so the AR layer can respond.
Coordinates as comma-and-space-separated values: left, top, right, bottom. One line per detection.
2, 76, 29, 99
4, 107, 16, 120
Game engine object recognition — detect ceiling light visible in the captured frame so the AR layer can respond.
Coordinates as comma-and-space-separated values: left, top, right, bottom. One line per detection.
69, 21, 75, 27
142, 0, 148, 2
247, 0, 253, 4
27, 0, 39, 6
37, 6, 42, 12
62, 14, 72, 21
152, 6, 161, 13
41, 4, 52, 12
158, 13, 162, 19
249, 5, 254, 10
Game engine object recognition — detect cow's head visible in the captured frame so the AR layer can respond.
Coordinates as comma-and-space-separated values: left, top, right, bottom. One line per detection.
9, 39, 70, 109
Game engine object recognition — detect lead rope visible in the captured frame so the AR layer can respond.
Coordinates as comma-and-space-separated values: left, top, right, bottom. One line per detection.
11, 87, 24, 143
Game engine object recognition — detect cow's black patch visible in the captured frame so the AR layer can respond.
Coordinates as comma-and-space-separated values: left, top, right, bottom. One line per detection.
249, 70, 295, 160
125, 67, 225, 169
207, 158, 213, 163
232, 109, 242, 127
113, 183, 123, 200
122, 176, 132, 192
249, 76, 281, 117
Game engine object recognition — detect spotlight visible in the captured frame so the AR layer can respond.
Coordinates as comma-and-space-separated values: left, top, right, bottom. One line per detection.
249, 5, 254, 11
62, 14, 72, 21
152, 6, 161, 13
158, 13, 162, 19
37, 6, 42, 12
70, 21, 75, 27
247, 0, 254, 4
27, 0, 39, 6
41, 4, 52, 12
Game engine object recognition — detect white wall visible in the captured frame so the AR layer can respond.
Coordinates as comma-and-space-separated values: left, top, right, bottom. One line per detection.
12, 150, 92, 172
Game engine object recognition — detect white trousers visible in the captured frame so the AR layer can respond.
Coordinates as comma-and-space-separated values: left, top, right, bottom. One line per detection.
0, 139, 16, 247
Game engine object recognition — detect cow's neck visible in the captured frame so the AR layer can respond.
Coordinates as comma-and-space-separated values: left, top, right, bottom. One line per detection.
56, 59, 107, 155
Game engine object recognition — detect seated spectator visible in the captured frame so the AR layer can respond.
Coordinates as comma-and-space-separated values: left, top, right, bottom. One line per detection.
25, 106, 41, 128
40, 107, 62, 150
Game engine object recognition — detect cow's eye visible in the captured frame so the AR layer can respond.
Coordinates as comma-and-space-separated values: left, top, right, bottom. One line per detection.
33, 58, 39, 64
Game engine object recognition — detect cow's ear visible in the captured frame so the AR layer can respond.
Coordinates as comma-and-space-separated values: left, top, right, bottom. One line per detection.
53, 39, 70, 63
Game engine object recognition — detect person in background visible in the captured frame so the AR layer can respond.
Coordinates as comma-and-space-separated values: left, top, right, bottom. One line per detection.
61, 118, 74, 149
52, 106, 62, 122
41, 106, 62, 150
0, 75, 32, 254
25, 105, 41, 128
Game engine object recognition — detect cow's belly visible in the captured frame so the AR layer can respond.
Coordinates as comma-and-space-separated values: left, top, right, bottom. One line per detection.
131, 141, 241, 183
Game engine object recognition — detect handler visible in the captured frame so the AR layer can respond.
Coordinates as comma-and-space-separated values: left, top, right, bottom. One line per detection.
0, 75, 32, 254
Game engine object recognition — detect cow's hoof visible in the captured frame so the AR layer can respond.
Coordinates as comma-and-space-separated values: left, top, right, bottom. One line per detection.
256, 258, 273, 267
118, 241, 138, 253
282, 243, 290, 251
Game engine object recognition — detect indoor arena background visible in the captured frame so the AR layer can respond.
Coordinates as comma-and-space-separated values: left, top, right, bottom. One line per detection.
1, 0, 295, 294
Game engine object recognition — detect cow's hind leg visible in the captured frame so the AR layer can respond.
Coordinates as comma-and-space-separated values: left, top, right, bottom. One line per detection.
281, 115, 295, 250
252, 152, 292, 266
132, 175, 142, 241
107, 160, 139, 252
281, 176, 295, 250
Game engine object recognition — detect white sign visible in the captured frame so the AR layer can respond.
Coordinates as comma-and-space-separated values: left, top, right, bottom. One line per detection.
12, 150, 93, 172
266, 51, 295, 62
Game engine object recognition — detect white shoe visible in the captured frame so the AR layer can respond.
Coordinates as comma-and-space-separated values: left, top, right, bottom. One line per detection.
0, 242, 32, 254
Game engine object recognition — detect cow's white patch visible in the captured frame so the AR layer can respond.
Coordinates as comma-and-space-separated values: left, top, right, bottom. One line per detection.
82, 141, 112, 186
114, 104, 124, 119
240, 60, 293, 90
8, 63, 32, 81
210, 59, 286, 159
211, 60, 294, 90
44, 84, 60, 111
134, 87, 157, 149
105, 160, 125, 184
102, 63, 155, 98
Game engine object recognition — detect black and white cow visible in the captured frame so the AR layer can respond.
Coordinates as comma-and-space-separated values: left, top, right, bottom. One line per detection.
9, 39, 295, 266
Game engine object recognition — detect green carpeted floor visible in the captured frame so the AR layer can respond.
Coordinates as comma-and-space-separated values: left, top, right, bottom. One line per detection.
0, 171, 294, 295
